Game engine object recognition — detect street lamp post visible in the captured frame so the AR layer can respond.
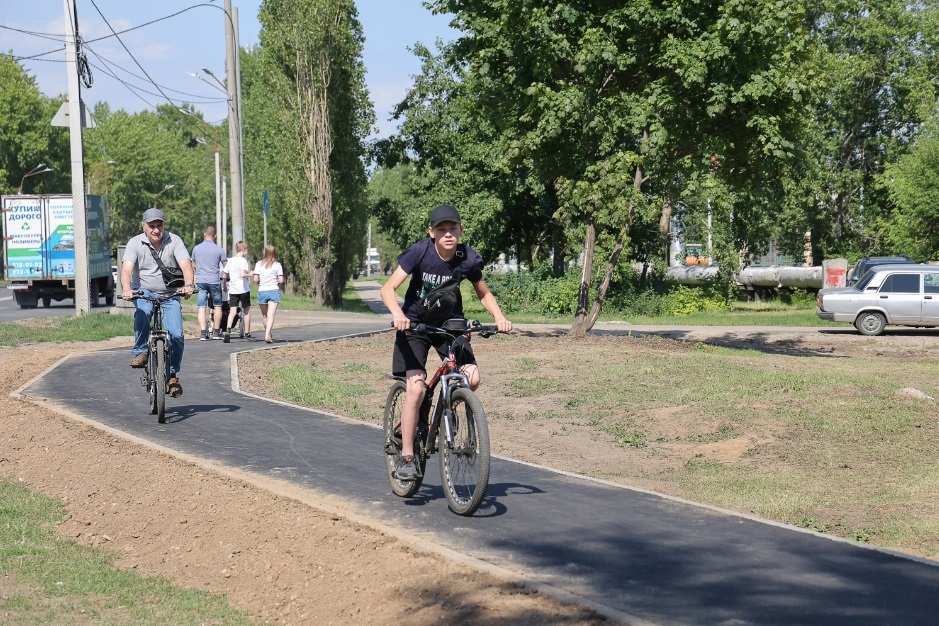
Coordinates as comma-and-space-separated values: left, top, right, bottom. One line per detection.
18, 163, 54, 194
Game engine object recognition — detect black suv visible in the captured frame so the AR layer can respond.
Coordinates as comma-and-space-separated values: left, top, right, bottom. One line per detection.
847, 256, 915, 285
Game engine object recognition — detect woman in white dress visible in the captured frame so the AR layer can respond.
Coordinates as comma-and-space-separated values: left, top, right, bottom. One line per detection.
252, 245, 285, 343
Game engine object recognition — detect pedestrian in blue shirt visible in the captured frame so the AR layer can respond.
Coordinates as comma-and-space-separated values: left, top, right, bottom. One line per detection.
191, 225, 227, 340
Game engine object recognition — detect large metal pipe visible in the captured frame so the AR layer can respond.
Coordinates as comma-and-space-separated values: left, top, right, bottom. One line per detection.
666, 264, 824, 289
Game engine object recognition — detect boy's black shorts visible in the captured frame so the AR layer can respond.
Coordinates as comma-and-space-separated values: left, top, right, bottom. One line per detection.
392, 330, 476, 377
229, 292, 251, 309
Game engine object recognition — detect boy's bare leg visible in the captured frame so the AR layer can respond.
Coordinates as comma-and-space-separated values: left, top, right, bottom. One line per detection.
212, 305, 223, 331
401, 370, 426, 457
197, 306, 207, 333
461, 364, 480, 390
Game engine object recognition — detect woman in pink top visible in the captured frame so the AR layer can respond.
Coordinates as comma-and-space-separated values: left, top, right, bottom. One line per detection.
252, 245, 285, 343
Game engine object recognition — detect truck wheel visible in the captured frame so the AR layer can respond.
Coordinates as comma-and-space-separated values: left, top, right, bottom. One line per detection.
14, 292, 38, 309
90, 281, 101, 308
41, 296, 51, 308
855, 311, 887, 336
105, 291, 115, 307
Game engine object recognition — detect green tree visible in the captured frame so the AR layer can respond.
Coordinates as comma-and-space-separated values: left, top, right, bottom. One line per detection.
776, 0, 939, 262
84, 104, 219, 247
0, 57, 69, 195
431, 0, 817, 335
883, 114, 939, 260
248, 0, 374, 305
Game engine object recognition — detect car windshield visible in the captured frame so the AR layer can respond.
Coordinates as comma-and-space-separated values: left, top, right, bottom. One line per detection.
855, 270, 877, 290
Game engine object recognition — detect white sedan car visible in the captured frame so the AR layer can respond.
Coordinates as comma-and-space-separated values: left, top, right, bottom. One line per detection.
816, 264, 939, 335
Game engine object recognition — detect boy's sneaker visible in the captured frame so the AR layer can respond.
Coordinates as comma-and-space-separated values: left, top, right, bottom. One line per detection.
394, 456, 419, 481
199, 330, 209, 341
211, 330, 224, 340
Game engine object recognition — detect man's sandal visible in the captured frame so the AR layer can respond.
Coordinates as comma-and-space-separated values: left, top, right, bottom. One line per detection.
167, 377, 183, 398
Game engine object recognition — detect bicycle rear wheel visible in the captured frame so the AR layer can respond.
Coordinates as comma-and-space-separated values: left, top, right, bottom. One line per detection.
383, 382, 424, 497
439, 388, 490, 515
154, 339, 166, 423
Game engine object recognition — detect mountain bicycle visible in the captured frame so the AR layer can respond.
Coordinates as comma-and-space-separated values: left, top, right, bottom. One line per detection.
383, 318, 500, 515
128, 290, 178, 424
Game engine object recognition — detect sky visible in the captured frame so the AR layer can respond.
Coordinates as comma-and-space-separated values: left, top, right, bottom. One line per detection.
0, 0, 456, 138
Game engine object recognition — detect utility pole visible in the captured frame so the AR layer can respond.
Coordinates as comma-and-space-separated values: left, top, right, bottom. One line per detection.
233, 6, 245, 216
221, 175, 228, 254
224, 0, 244, 244
64, 0, 90, 314
214, 151, 221, 237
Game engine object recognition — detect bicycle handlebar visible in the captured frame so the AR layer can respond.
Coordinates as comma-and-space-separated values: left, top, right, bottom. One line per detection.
408, 320, 502, 337
125, 290, 182, 302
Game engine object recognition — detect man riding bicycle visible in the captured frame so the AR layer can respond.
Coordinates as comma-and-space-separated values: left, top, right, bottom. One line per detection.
120, 208, 194, 398
380, 204, 512, 481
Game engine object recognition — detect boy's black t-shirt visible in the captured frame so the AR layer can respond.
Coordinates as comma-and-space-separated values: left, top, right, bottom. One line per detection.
397, 238, 484, 321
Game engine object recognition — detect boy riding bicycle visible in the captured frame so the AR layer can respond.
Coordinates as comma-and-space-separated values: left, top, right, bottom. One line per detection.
380, 204, 512, 481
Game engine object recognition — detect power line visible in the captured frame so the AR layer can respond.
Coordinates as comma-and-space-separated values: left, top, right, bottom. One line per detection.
0, 24, 65, 42
86, 0, 179, 108
88, 60, 158, 109
0, 51, 65, 63
4, 47, 66, 61
87, 55, 228, 106
84, 44, 229, 103
84, 3, 237, 46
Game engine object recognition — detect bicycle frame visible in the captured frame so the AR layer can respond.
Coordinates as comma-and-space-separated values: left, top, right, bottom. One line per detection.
417, 338, 471, 459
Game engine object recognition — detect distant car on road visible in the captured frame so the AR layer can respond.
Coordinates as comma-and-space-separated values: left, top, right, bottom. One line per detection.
817, 264, 939, 335
847, 255, 914, 285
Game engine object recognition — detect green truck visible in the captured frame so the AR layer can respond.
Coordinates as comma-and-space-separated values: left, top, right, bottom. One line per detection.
2, 194, 115, 309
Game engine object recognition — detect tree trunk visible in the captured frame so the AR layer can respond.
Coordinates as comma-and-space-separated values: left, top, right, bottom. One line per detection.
571, 158, 645, 337
570, 221, 596, 338
659, 196, 673, 266
296, 48, 335, 307
552, 225, 566, 277
585, 227, 628, 329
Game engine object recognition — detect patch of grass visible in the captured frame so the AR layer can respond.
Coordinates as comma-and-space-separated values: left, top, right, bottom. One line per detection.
0, 313, 132, 347
273, 364, 370, 419
604, 423, 647, 448
0, 480, 253, 625
342, 362, 375, 374
507, 377, 555, 397
688, 424, 739, 444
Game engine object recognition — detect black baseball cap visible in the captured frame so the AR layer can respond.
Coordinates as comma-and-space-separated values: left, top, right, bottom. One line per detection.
429, 204, 461, 227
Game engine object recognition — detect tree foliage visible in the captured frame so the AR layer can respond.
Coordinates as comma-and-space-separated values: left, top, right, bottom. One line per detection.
0, 57, 69, 195
245, 0, 374, 305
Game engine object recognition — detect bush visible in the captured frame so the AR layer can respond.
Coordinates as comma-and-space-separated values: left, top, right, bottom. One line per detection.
486, 268, 729, 318
660, 285, 729, 315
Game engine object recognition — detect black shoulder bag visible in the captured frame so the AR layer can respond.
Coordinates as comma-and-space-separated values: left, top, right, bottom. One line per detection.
147, 245, 185, 290
416, 268, 463, 324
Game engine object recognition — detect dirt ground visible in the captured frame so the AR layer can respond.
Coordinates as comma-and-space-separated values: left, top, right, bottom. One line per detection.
238, 326, 939, 558
0, 340, 602, 625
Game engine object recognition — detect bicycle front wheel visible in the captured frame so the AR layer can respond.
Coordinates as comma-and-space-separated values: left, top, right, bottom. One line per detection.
154, 339, 166, 423
439, 388, 490, 515
383, 382, 424, 497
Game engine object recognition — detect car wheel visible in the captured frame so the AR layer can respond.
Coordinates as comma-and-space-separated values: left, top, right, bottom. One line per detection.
855, 311, 887, 336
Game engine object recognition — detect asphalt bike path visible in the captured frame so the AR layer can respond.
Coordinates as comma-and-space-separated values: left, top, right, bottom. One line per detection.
23, 321, 939, 625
